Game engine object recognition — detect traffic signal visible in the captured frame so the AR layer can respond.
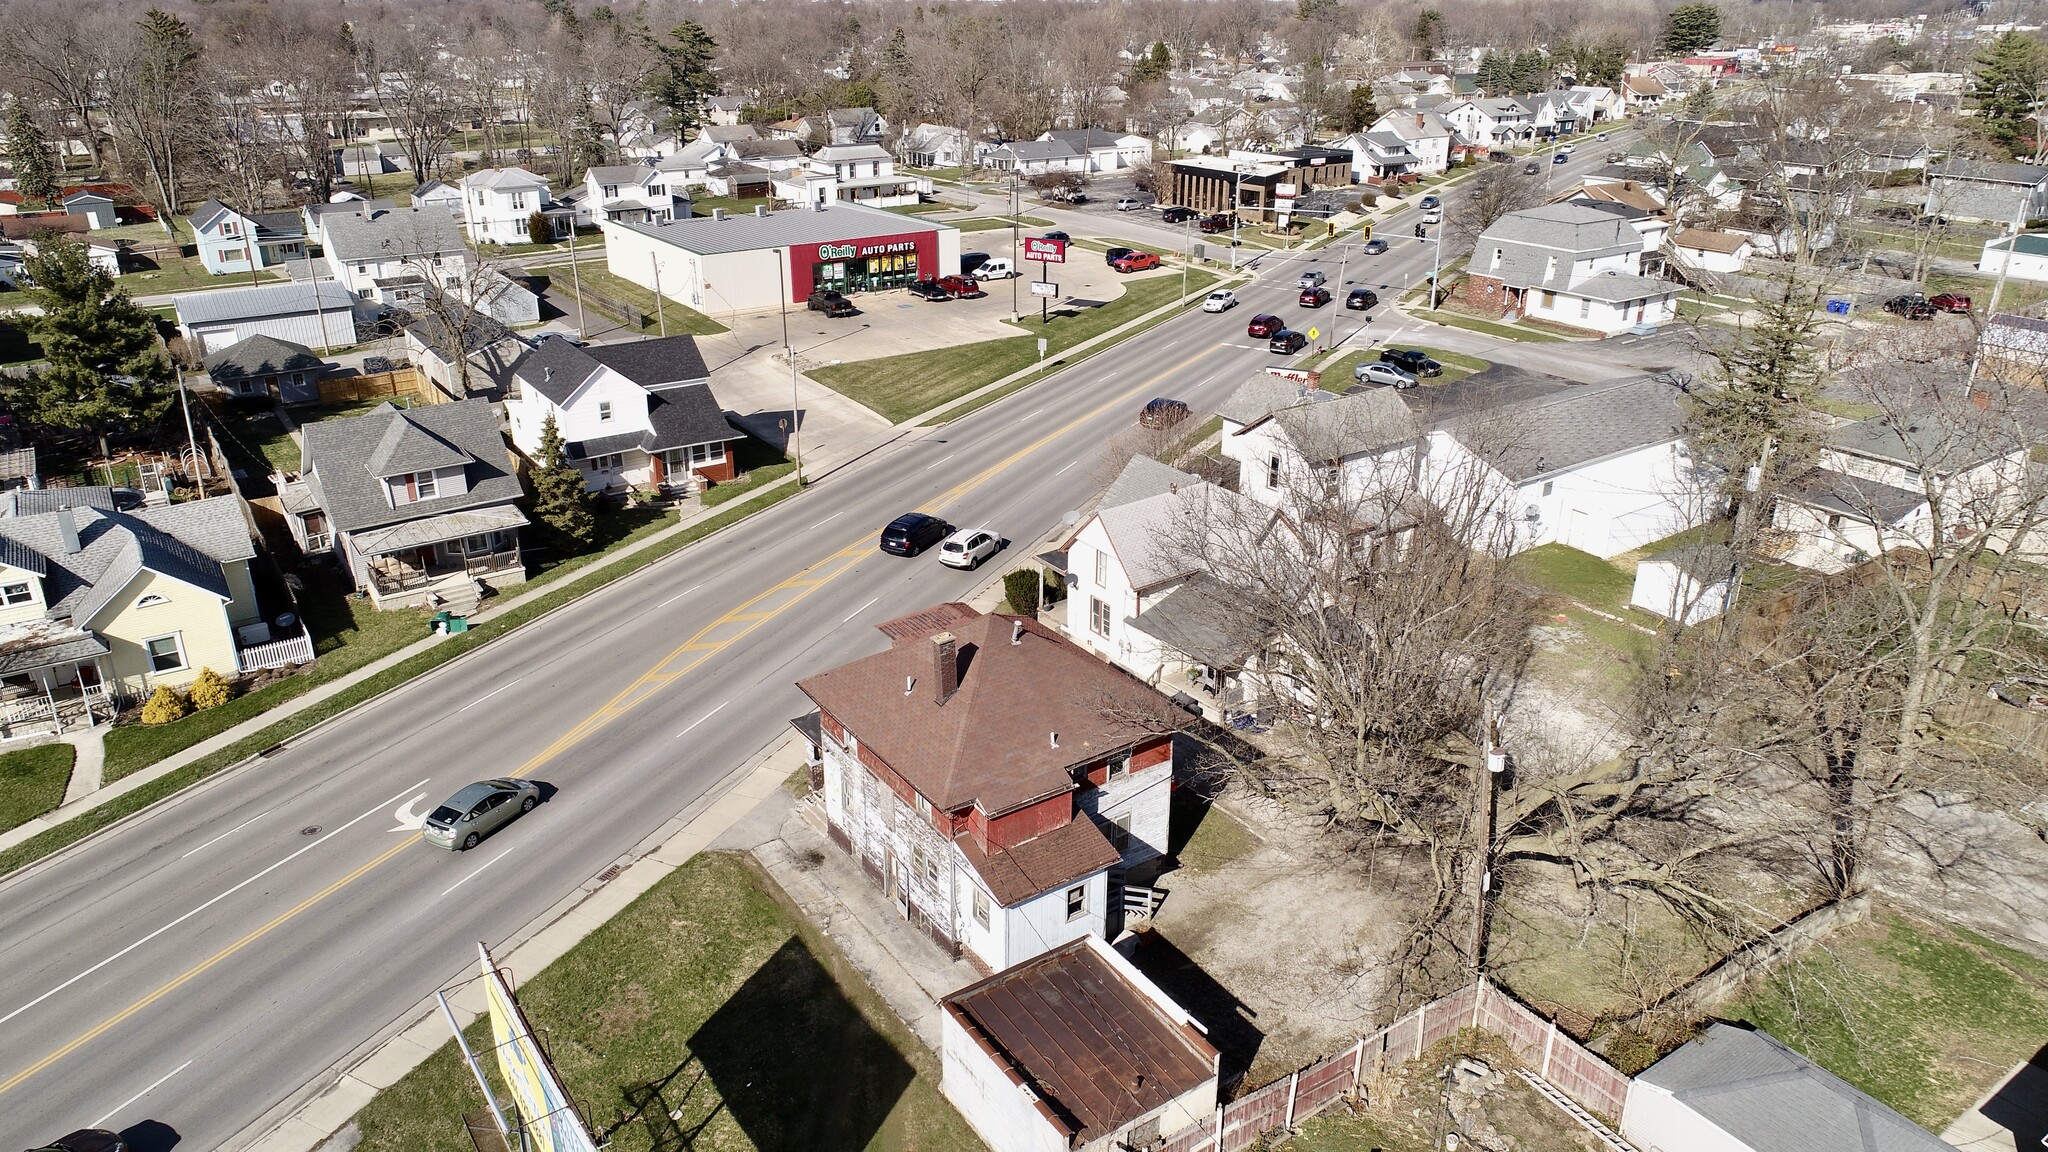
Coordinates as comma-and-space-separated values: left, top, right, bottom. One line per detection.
1361, 222, 1372, 241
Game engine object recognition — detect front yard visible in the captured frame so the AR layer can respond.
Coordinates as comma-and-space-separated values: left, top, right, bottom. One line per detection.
809, 270, 1218, 423
120, 251, 281, 296
0, 744, 77, 834
550, 265, 729, 336
348, 852, 982, 1152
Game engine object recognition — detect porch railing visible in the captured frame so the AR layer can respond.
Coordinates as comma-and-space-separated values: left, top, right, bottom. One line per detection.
2, 694, 56, 729
238, 625, 316, 673
370, 547, 522, 594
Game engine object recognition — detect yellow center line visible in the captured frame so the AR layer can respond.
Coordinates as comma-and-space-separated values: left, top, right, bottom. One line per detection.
0, 331, 1235, 1095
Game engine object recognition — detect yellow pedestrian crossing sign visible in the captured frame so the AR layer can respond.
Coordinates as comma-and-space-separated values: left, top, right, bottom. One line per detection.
1307, 327, 1320, 341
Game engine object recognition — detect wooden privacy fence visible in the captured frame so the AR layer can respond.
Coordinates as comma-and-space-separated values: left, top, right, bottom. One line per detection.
1161, 978, 1632, 1152
316, 366, 445, 406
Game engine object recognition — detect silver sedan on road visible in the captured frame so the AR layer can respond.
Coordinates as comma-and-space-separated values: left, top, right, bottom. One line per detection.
421, 778, 542, 850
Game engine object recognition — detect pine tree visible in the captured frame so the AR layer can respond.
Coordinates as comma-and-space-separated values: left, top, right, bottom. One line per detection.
1413, 9, 1443, 57
1344, 84, 1379, 134
1969, 32, 2046, 156
7, 234, 172, 443
5, 99, 58, 208
1684, 278, 1828, 525
644, 21, 720, 140
526, 210, 552, 246
530, 413, 595, 548
1663, 3, 1722, 56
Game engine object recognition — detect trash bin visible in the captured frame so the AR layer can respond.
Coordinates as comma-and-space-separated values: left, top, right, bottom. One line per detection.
445, 616, 469, 634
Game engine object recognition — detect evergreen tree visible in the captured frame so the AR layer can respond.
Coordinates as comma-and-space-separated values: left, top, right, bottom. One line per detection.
1344, 84, 1380, 134
8, 234, 171, 442
1663, 3, 1722, 56
526, 210, 552, 246
1969, 32, 2046, 156
530, 413, 595, 547
1684, 278, 1829, 527
1476, 53, 1508, 94
1510, 50, 1549, 94
1413, 9, 1443, 57
5, 100, 58, 208
643, 20, 720, 139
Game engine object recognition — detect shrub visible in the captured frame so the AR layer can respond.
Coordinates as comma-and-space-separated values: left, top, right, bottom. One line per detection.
186, 667, 235, 710
1603, 1026, 1662, 1075
1003, 569, 1042, 616
140, 686, 190, 726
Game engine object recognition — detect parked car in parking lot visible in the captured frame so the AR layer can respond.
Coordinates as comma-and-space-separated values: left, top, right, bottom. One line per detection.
807, 289, 857, 317
1363, 237, 1389, 254
1269, 329, 1308, 354
938, 527, 1000, 569
880, 512, 949, 556
1139, 397, 1192, 428
1246, 313, 1285, 338
1104, 246, 1135, 266
1929, 292, 1972, 313
938, 274, 985, 298
1198, 213, 1236, 234
1297, 269, 1327, 289
1111, 251, 1161, 272
1160, 207, 1197, 224
422, 779, 542, 851
974, 258, 1019, 280
1299, 286, 1331, 307
1202, 289, 1239, 312
1115, 196, 1152, 211
907, 280, 950, 301
1380, 348, 1442, 377
1346, 288, 1379, 310
1355, 362, 1418, 389
1884, 293, 1936, 320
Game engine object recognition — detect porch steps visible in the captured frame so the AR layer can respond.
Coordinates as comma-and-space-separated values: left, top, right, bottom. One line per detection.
1514, 1069, 1639, 1152
428, 579, 484, 618
1122, 882, 1166, 920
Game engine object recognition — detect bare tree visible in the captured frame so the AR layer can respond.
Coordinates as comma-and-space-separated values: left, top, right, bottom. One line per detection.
1446, 164, 1544, 251
0, 1, 117, 170
359, 20, 457, 184
104, 7, 208, 239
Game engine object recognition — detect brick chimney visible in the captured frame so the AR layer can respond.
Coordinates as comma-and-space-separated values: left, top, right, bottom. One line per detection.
929, 631, 958, 704
1414, 113, 1425, 129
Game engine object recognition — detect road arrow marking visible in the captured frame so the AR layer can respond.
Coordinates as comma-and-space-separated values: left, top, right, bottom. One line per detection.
389, 794, 429, 833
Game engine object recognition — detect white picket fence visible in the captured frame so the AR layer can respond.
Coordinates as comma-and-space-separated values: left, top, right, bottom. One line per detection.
238, 626, 316, 673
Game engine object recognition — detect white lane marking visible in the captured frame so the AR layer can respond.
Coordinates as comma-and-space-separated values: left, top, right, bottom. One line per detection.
92, 1059, 193, 1127
657, 583, 703, 608
807, 511, 843, 531
0, 778, 430, 1028
675, 700, 729, 739
441, 844, 521, 897
924, 454, 955, 471
180, 812, 266, 860
388, 794, 430, 833
456, 677, 524, 713
1054, 460, 1078, 476
842, 596, 880, 623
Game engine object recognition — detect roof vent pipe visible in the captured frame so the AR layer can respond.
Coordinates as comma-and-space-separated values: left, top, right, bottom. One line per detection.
1049, 732, 1059, 749
904, 675, 915, 696
1011, 620, 1024, 645
712, 208, 725, 221
755, 205, 768, 217
56, 506, 79, 555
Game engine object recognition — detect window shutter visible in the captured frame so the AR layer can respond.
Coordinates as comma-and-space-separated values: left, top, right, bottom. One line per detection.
405, 473, 418, 501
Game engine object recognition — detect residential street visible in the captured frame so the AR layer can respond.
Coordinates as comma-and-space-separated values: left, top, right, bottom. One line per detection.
0, 143, 1669, 1151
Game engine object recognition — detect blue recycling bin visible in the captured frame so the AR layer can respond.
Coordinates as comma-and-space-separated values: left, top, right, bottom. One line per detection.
1826, 299, 1851, 315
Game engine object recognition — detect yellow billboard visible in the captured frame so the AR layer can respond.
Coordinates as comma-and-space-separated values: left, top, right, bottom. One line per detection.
479, 943, 599, 1152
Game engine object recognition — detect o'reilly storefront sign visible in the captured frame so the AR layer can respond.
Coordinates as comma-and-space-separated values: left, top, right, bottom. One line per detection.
806, 235, 930, 294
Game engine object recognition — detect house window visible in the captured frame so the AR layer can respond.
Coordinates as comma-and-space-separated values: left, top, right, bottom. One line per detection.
839, 764, 854, 813
1089, 597, 1111, 637
1065, 884, 1087, 921
1093, 548, 1108, 585
1267, 455, 1282, 488
1107, 751, 1130, 780
1580, 296, 1593, 319
1541, 290, 1556, 308
687, 442, 725, 466
145, 634, 186, 674
973, 886, 990, 929
598, 400, 613, 421
0, 582, 31, 606
411, 471, 439, 500
1108, 814, 1133, 852
511, 194, 527, 210
915, 794, 933, 819
1827, 514, 1843, 531
1541, 481, 1554, 497
135, 593, 170, 608
589, 453, 624, 471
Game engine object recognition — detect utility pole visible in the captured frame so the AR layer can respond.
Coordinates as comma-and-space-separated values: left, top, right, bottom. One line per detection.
650, 254, 668, 337
175, 366, 202, 495
777, 248, 804, 486
567, 221, 587, 340
1010, 167, 1021, 323
1427, 225, 1443, 311
1471, 702, 1504, 973
1986, 198, 2027, 317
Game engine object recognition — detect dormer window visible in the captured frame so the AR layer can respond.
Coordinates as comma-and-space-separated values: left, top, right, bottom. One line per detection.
393, 470, 440, 504
1, 582, 32, 606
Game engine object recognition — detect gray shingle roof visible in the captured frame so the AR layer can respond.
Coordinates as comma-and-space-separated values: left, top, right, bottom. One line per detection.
1568, 269, 1676, 302
321, 205, 467, 263
1637, 1024, 1951, 1152
1046, 129, 1128, 151
1447, 374, 1685, 482
1826, 411, 2019, 473
1094, 481, 1261, 591
1219, 376, 1316, 427
1933, 159, 2048, 187
1101, 456, 1201, 510
992, 140, 1082, 163
1474, 203, 1645, 291
0, 498, 253, 624
612, 201, 952, 257
1, 487, 120, 518
173, 280, 359, 327
1648, 540, 1735, 581
204, 334, 323, 384
584, 336, 710, 389
585, 164, 655, 185
300, 400, 523, 534
1127, 572, 1258, 668
1264, 388, 1419, 461
367, 412, 471, 477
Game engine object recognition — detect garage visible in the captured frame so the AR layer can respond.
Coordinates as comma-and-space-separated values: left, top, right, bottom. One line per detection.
601, 201, 962, 316
172, 280, 362, 355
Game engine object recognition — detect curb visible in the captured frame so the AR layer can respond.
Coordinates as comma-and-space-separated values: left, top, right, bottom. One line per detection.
226, 733, 803, 1152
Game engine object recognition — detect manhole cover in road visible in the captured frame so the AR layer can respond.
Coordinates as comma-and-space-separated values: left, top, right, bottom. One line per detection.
301, 825, 322, 836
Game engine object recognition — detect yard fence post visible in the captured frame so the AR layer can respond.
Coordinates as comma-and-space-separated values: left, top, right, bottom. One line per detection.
1415, 1001, 1427, 1060
1470, 975, 1486, 1031
1349, 1035, 1367, 1097
1542, 1017, 1558, 1079
1212, 1103, 1225, 1152
1283, 1070, 1300, 1129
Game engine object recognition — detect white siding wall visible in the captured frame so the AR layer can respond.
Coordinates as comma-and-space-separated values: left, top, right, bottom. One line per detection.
941, 1011, 1069, 1152
1420, 433, 1706, 558
1677, 244, 1747, 273
1629, 560, 1733, 626
1064, 519, 1139, 667
1078, 760, 1173, 871
1001, 873, 1108, 968
1621, 1085, 1753, 1152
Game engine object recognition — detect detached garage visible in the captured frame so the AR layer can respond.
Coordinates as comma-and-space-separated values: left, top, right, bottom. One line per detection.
172, 280, 361, 355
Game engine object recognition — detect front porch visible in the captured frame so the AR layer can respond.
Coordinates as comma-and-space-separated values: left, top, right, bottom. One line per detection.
349, 505, 529, 610
0, 620, 116, 740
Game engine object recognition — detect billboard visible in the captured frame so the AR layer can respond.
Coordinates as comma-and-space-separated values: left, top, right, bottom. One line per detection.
480, 944, 599, 1152
1021, 236, 1068, 263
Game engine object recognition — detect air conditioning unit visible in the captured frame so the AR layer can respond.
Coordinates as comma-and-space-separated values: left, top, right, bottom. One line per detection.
1523, 505, 1542, 522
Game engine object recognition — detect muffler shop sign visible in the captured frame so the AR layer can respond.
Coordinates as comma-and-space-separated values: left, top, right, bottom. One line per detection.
1022, 237, 1068, 263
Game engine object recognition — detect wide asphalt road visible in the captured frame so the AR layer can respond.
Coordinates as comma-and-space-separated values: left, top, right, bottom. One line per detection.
0, 137, 1651, 1148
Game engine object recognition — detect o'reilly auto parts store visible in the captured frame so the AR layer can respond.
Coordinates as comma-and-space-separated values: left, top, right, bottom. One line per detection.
601, 201, 962, 315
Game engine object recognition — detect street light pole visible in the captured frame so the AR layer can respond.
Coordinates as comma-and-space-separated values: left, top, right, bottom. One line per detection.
1010, 168, 1021, 323
776, 249, 803, 486
1231, 166, 1243, 269
1428, 227, 1443, 312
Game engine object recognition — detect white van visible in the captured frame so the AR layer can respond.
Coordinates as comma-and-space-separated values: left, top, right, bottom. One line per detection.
974, 258, 1019, 281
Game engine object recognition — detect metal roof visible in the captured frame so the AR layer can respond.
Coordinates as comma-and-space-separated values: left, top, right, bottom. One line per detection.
172, 280, 359, 327
612, 201, 953, 257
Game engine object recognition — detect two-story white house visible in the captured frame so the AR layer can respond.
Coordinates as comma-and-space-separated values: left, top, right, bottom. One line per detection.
1772, 410, 2032, 572
1366, 109, 1455, 174
796, 605, 1182, 971
1439, 97, 1536, 147
319, 202, 539, 325
457, 167, 574, 246
1219, 377, 1423, 523
581, 163, 692, 226
770, 144, 932, 208
1461, 202, 1680, 336
505, 334, 740, 495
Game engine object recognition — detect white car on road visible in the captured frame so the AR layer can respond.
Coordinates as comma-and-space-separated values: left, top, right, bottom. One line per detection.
1202, 289, 1239, 312
1297, 270, 1327, 289
938, 527, 1001, 569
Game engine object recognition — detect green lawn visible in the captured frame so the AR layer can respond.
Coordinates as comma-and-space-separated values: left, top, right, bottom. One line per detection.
299, 397, 409, 425
120, 252, 280, 296
93, 219, 193, 245
1420, 307, 1568, 343
1320, 343, 1487, 388
228, 407, 302, 472
884, 201, 955, 216
0, 744, 76, 834
954, 216, 1054, 233
1926, 269, 2048, 313
349, 853, 983, 1152
1510, 543, 1635, 614
558, 266, 729, 336
812, 271, 1217, 423
704, 438, 797, 507
1728, 910, 2048, 1130
1170, 792, 1259, 873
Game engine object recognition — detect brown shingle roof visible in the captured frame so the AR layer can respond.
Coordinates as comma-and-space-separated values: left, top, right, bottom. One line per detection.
1673, 227, 1750, 254
876, 601, 980, 644
796, 608, 1177, 815
956, 818, 1121, 905
943, 938, 1218, 1144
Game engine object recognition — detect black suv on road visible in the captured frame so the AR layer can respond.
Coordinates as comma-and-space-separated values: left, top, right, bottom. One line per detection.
1268, 329, 1308, 354
880, 512, 949, 556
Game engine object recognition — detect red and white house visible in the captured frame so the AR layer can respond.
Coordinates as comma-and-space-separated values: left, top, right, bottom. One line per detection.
599, 200, 962, 315
795, 604, 1181, 972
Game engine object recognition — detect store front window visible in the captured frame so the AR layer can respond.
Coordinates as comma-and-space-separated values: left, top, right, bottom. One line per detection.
812, 247, 920, 294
